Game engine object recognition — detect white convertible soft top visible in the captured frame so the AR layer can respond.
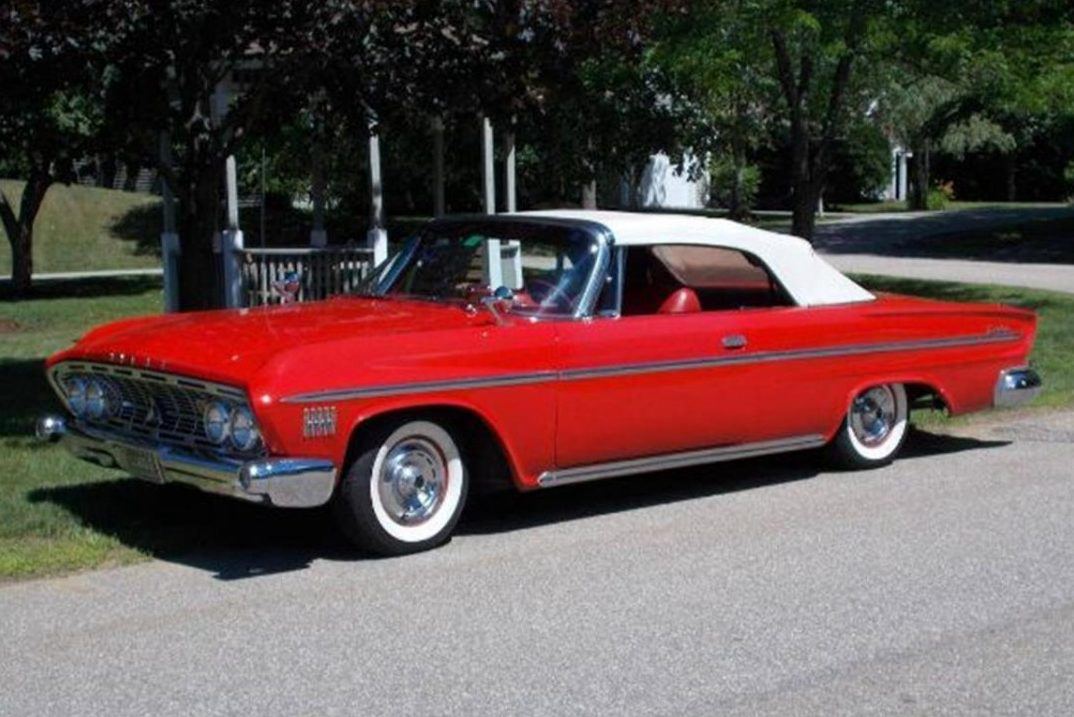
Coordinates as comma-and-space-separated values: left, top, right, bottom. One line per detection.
513, 209, 874, 306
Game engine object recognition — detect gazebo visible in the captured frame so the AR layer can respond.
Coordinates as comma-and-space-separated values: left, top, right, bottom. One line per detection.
159, 74, 520, 311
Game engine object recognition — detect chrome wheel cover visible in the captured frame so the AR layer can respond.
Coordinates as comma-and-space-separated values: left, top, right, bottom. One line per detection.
850, 385, 898, 447
377, 436, 448, 526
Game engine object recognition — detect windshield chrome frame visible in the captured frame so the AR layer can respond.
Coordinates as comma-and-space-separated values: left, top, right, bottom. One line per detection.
361, 217, 613, 321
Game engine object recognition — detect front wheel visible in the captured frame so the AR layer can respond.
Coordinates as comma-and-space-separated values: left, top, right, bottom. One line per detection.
333, 418, 468, 556
827, 383, 909, 469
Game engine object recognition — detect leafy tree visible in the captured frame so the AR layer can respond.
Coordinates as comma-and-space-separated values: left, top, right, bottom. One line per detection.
875, 0, 1074, 209
0, 3, 101, 296
93, 0, 321, 309
650, 1, 775, 218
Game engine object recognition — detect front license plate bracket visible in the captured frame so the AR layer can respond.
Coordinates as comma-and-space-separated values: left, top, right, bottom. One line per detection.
112, 444, 166, 484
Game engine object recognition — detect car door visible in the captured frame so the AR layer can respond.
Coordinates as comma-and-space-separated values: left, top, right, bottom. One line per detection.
552, 243, 843, 470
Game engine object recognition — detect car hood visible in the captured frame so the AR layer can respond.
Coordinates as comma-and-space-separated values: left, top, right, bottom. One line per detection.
51, 297, 496, 387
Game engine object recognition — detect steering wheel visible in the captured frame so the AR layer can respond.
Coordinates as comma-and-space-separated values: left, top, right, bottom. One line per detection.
526, 278, 572, 312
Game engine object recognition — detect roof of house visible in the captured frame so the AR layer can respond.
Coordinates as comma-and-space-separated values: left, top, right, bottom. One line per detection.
511, 209, 875, 306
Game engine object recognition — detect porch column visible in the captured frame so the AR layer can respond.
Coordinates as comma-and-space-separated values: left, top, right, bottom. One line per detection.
159, 132, 180, 313
432, 116, 445, 217
502, 124, 522, 289
211, 81, 244, 308
221, 153, 245, 308
366, 120, 388, 265
504, 127, 516, 212
480, 116, 502, 288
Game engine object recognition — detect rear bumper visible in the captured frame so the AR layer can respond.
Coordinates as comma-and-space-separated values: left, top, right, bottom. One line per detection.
993, 367, 1042, 408
35, 415, 336, 508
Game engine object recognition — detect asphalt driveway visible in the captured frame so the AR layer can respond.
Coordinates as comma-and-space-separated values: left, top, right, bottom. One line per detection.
2, 408, 1073, 715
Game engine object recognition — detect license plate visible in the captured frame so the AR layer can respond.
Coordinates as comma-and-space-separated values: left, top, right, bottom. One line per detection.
113, 444, 165, 484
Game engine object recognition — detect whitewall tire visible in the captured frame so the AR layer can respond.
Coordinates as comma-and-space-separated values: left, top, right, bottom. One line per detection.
828, 383, 909, 469
333, 418, 468, 555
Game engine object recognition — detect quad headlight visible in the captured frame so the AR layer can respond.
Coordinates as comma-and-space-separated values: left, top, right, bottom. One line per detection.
64, 377, 87, 417
203, 401, 231, 444
85, 378, 111, 419
228, 406, 260, 452
202, 401, 260, 452
63, 376, 114, 419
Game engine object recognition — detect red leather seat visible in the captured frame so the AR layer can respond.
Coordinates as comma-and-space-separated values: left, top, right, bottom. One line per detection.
658, 287, 701, 314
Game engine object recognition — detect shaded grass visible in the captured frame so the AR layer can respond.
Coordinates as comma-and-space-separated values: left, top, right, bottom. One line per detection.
1, 274, 1071, 581
834, 199, 1069, 214
910, 216, 1074, 263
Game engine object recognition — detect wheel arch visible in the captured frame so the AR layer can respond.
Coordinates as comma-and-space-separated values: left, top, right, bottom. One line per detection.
829, 374, 953, 441
341, 402, 522, 495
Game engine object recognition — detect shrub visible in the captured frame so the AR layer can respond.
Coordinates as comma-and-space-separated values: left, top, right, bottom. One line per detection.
708, 158, 760, 215
927, 180, 955, 210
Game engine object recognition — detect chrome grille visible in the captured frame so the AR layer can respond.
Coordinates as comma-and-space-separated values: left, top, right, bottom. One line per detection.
50, 362, 261, 457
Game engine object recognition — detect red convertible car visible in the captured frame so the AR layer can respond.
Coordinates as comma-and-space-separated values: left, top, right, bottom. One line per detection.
37, 211, 1041, 555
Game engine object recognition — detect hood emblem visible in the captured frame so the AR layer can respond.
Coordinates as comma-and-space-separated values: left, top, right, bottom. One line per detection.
108, 352, 157, 370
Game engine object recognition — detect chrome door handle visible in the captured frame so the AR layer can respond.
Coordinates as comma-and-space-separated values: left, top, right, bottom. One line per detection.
722, 334, 747, 350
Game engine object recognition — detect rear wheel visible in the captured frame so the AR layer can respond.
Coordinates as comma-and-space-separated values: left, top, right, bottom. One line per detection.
827, 383, 909, 469
333, 418, 468, 556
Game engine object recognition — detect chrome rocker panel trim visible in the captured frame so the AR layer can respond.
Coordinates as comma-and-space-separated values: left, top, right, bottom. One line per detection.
537, 434, 826, 487
993, 367, 1042, 408
35, 414, 335, 508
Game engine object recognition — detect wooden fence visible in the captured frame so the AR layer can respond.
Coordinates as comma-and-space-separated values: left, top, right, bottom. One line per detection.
239, 246, 375, 307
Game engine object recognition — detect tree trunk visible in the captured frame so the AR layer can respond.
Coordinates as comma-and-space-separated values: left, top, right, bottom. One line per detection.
0, 170, 52, 297
907, 141, 930, 210
791, 180, 819, 240
176, 164, 223, 311
1005, 153, 1017, 201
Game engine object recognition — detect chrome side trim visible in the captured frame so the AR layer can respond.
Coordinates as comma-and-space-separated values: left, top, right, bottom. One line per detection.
282, 329, 1020, 404
559, 329, 1020, 382
284, 371, 557, 403
537, 434, 827, 487
993, 367, 1042, 408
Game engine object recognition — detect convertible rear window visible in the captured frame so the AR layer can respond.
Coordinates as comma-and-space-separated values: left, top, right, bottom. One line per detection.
621, 244, 794, 315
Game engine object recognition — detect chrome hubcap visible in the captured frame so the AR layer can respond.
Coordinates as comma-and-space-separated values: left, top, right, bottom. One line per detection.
378, 437, 447, 526
850, 386, 897, 446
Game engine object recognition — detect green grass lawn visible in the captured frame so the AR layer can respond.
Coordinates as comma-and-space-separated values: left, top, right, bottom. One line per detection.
1, 275, 1071, 581
0, 180, 163, 275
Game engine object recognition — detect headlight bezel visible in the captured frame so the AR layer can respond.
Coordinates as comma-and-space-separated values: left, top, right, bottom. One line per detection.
228, 406, 261, 452
64, 376, 88, 417
84, 377, 111, 419
203, 400, 232, 445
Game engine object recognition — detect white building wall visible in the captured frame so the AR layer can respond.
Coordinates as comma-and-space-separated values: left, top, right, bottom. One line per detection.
631, 152, 708, 209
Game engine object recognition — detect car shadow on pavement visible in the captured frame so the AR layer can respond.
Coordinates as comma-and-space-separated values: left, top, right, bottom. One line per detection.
27, 427, 1008, 580
458, 426, 1009, 537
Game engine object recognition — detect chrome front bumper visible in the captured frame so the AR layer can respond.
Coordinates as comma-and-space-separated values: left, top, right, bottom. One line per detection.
994, 367, 1042, 408
35, 415, 336, 508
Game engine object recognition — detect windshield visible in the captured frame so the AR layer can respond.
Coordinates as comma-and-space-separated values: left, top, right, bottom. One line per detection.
363, 222, 603, 318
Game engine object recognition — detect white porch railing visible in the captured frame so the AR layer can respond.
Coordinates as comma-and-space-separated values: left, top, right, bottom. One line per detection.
239, 245, 376, 307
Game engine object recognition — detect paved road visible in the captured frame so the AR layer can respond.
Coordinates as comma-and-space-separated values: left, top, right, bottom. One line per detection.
812, 206, 1074, 294
3, 409, 1074, 716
